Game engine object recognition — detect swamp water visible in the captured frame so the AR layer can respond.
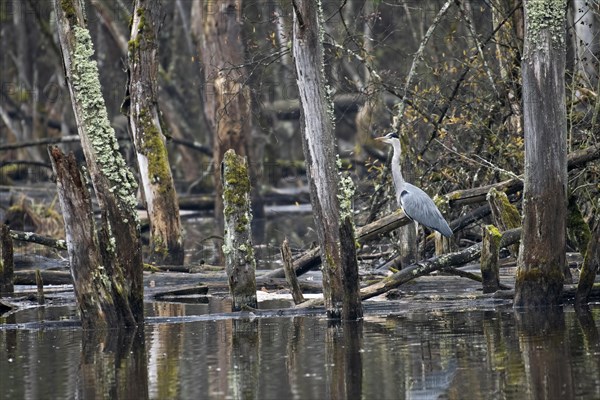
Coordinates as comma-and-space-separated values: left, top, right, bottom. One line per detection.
2, 300, 600, 399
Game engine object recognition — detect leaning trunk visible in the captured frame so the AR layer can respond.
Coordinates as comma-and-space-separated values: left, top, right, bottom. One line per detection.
292, 0, 361, 319
127, 0, 184, 265
515, 0, 567, 308
53, 0, 144, 323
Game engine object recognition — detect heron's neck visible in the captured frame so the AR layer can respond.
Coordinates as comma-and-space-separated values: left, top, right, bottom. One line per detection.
391, 141, 405, 186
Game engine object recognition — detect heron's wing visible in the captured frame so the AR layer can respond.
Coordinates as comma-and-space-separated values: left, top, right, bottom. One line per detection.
400, 184, 453, 237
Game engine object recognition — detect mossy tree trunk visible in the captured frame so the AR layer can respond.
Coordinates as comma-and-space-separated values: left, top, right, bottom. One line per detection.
49, 147, 134, 329
222, 149, 257, 311
53, 0, 144, 324
515, 0, 567, 308
126, 0, 184, 265
192, 0, 255, 258
292, 0, 361, 319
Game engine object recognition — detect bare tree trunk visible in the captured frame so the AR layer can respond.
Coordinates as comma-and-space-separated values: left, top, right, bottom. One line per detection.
192, 0, 254, 257
292, 0, 361, 319
49, 147, 135, 329
126, 0, 184, 265
515, 0, 567, 308
222, 149, 257, 311
53, 0, 144, 323
576, 216, 600, 306
0, 224, 14, 297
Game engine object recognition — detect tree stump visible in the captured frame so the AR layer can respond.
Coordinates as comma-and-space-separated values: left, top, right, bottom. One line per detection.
0, 224, 14, 297
480, 225, 502, 293
222, 149, 257, 311
49, 147, 135, 329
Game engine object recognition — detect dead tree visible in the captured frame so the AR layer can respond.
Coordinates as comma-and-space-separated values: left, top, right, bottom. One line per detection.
292, 0, 361, 319
222, 150, 257, 311
0, 224, 14, 297
191, 0, 255, 254
576, 216, 600, 306
126, 0, 184, 265
53, 0, 144, 323
515, 0, 568, 308
49, 148, 135, 329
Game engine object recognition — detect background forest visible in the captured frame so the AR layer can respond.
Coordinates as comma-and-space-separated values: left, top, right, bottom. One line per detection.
0, 0, 599, 263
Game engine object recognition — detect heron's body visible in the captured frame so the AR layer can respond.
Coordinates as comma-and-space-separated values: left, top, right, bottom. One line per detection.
376, 132, 453, 237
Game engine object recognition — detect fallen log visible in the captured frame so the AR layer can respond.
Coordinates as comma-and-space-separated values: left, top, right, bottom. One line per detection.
262, 210, 411, 279
9, 230, 67, 250
297, 228, 521, 308
444, 143, 600, 208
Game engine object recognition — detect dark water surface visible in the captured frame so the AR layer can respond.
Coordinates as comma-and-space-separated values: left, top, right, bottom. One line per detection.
2, 300, 600, 400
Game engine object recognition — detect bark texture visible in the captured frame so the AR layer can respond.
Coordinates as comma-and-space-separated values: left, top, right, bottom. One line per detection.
222, 149, 257, 311
192, 0, 254, 239
292, 0, 359, 319
127, 0, 184, 265
53, 0, 144, 323
49, 147, 133, 329
515, 0, 567, 308
0, 224, 14, 296
576, 217, 600, 306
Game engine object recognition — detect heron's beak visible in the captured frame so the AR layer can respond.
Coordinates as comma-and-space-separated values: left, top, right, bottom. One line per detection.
374, 136, 386, 142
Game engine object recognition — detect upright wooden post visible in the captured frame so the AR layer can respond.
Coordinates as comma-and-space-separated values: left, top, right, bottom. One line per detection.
480, 225, 502, 293
222, 149, 257, 311
0, 224, 14, 297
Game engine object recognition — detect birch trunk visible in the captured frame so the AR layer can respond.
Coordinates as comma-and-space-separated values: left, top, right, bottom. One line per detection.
127, 0, 184, 265
53, 0, 144, 323
515, 0, 567, 308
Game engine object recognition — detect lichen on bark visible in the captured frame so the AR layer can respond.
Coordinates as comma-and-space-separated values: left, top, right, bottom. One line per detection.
70, 26, 139, 220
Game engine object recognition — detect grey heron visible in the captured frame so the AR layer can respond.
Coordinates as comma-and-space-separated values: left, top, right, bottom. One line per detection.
375, 132, 453, 237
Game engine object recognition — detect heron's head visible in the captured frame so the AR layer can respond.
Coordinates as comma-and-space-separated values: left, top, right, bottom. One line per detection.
374, 132, 400, 145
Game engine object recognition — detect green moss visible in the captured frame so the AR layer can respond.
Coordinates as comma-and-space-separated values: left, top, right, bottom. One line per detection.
485, 224, 502, 243
516, 265, 564, 284
488, 188, 521, 228
222, 150, 251, 218
127, 7, 150, 53
70, 26, 139, 221
60, 0, 78, 26
139, 110, 173, 194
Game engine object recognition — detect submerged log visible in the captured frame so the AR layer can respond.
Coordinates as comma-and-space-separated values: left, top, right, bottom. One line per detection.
264, 210, 411, 279
222, 150, 257, 311
0, 224, 14, 296
297, 228, 522, 308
